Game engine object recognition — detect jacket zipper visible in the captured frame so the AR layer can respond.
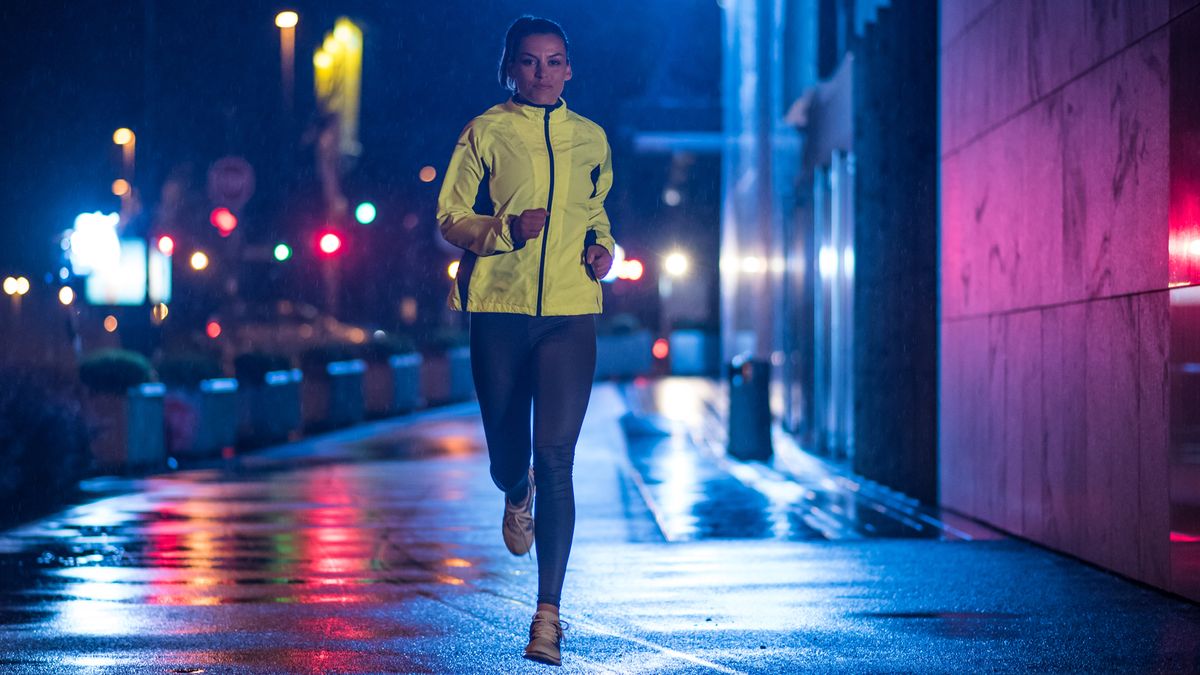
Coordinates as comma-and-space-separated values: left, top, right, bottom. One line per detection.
536, 107, 554, 316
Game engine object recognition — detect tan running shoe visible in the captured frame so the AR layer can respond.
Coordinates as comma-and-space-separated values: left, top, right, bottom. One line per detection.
502, 467, 535, 556
524, 609, 566, 666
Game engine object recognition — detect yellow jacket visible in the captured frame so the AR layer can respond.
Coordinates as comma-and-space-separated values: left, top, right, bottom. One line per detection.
437, 97, 616, 315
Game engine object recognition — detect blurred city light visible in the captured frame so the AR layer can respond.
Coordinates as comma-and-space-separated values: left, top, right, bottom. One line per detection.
1189, 240, 1200, 257
112, 128, 134, 146
355, 202, 377, 224
15, 277, 28, 295
318, 232, 343, 256
652, 338, 670, 360
103, 315, 118, 333
156, 236, 175, 256
59, 267, 70, 280
152, 303, 169, 322
602, 244, 625, 283
275, 10, 298, 28
419, 166, 437, 183
209, 208, 238, 236
68, 212, 121, 275
313, 50, 332, 69
111, 179, 130, 197
664, 251, 689, 277
274, 243, 292, 261
190, 251, 209, 271
741, 256, 766, 274
206, 321, 221, 339
2, 277, 16, 295
618, 259, 645, 281
448, 261, 460, 279
58, 286, 75, 305
663, 188, 682, 206
818, 246, 837, 278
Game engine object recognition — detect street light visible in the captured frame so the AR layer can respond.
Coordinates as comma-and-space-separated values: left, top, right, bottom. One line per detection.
276, 11, 298, 113
112, 128, 135, 180
190, 251, 210, 271
664, 251, 690, 277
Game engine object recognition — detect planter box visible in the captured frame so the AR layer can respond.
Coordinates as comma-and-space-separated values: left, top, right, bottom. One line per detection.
238, 369, 303, 447
86, 383, 166, 471
595, 330, 654, 380
669, 330, 721, 376
164, 378, 240, 460
303, 359, 366, 431
365, 353, 424, 417
421, 346, 474, 405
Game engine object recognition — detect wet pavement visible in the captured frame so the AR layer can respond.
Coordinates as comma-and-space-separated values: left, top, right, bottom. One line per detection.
2, 380, 1200, 673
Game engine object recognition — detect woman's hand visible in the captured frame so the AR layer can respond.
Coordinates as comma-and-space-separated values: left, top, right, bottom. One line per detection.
509, 209, 548, 244
585, 244, 613, 280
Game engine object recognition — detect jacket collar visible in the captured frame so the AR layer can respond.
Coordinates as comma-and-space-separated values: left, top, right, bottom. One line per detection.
505, 95, 569, 122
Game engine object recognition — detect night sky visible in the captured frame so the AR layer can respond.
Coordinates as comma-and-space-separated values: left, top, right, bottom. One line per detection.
0, 0, 721, 286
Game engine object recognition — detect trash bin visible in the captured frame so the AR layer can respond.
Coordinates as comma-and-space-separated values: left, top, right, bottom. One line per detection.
727, 354, 773, 461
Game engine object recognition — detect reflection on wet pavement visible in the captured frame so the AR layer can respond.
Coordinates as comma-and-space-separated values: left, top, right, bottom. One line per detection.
620, 378, 1005, 542
1, 385, 1199, 673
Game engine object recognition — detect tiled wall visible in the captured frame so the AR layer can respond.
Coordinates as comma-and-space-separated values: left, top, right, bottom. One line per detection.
939, 0, 1198, 599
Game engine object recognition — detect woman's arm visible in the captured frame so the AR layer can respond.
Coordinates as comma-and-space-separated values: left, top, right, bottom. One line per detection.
586, 135, 617, 256
437, 123, 517, 256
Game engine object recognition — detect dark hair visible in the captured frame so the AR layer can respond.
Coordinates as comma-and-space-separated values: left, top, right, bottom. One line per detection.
498, 16, 570, 92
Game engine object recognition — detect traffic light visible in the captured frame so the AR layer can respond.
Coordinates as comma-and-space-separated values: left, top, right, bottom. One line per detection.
318, 231, 343, 257
355, 202, 377, 225
274, 243, 292, 262
210, 208, 238, 237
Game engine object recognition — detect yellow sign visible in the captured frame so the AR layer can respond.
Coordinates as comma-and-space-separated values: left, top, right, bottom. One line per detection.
313, 18, 363, 159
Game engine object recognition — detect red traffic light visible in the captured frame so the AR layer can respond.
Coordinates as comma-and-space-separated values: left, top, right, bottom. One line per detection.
318, 232, 343, 256
210, 208, 238, 237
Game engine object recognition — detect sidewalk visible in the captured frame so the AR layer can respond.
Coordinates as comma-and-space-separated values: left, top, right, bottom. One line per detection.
0, 381, 1198, 673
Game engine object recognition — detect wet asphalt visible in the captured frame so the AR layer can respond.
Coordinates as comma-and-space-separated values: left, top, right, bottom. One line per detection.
1, 380, 1199, 673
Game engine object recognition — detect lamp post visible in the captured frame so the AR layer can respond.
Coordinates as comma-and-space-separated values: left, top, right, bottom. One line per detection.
275, 11, 299, 114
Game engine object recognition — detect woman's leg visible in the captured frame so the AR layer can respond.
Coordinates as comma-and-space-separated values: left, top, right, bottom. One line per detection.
469, 312, 534, 498
529, 315, 597, 607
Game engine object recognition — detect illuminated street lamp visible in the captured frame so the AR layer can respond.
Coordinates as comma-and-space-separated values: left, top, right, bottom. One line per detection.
664, 251, 690, 278
59, 287, 75, 305
190, 251, 210, 271
112, 128, 135, 179
275, 11, 299, 113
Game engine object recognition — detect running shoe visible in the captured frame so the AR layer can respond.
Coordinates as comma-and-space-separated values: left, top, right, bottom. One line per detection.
502, 467, 535, 556
524, 609, 566, 666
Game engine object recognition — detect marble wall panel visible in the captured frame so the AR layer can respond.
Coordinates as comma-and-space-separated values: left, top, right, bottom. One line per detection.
1061, 31, 1170, 301
941, 0, 1003, 49
1171, 0, 1200, 18
1006, 310, 1043, 539
1038, 302, 1089, 558
940, 0, 1032, 153
1137, 291, 1171, 589
1027, 0, 1168, 100
1084, 297, 1142, 579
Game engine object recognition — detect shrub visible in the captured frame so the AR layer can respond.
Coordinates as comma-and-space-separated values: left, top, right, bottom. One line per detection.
157, 352, 224, 388
0, 369, 91, 527
234, 351, 294, 384
79, 349, 154, 394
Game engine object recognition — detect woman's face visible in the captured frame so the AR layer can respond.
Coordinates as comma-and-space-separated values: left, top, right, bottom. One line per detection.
508, 33, 572, 105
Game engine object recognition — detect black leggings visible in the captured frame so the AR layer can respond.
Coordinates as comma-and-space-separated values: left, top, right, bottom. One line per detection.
469, 312, 597, 607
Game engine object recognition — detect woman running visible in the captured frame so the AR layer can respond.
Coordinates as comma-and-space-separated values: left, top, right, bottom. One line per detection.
435, 15, 616, 667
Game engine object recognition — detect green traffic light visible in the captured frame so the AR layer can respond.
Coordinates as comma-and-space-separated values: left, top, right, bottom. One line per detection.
274, 243, 292, 262
355, 202, 377, 225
